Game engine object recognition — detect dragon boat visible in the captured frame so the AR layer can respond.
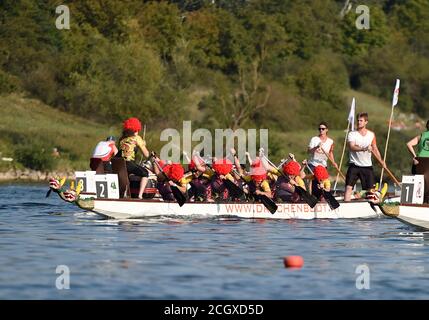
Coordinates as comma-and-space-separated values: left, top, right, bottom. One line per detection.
48, 174, 390, 220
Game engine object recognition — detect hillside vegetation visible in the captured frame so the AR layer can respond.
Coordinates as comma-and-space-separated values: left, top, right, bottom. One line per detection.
0, 0, 428, 181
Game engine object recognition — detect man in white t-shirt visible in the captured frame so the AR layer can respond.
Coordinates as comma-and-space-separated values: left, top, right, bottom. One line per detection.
344, 113, 385, 201
307, 121, 338, 197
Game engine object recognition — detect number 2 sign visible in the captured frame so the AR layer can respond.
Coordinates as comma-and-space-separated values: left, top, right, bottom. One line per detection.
95, 174, 120, 199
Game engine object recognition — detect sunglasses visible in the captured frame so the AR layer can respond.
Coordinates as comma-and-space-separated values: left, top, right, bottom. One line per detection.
318, 127, 327, 131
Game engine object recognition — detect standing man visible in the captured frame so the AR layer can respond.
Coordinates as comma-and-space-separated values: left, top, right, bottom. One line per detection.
307, 121, 338, 197
344, 113, 385, 201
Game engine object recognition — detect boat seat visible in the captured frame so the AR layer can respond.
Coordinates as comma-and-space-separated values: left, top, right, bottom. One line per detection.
111, 157, 131, 198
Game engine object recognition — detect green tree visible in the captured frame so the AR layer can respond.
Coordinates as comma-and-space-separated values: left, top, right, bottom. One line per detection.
137, 1, 183, 60
340, 4, 390, 57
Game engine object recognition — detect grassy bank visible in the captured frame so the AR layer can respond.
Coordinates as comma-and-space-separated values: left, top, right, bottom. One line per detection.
0, 93, 114, 170
0, 91, 423, 178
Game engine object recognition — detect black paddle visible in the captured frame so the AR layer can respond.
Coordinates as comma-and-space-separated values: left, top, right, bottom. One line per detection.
196, 154, 277, 213
255, 193, 278, 214
261, 154, 318, 208
303, 163, 339, 210
322, 190, 340, 210
223, 178, 244, 198
152, 157, 186, 207
202, 160, 245, 198
231, 169, 278, 214
294, 185, 318, 208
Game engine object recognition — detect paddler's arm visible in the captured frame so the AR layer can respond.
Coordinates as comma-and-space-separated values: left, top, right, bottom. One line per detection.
270, 167, 281, 177
112, 143, 119, 156
218, 173, 233, 182
245, 151, 253, 166
137, 136, 150, 158
151, 155, 161, 175
255, 180, 272, 198
407, 135, 419, 157
322, 179, 331, 192
348, 140, 367, 152
192, 154, 207, 173
407, 135, 420, 165
170, 179, 187, 194
261, 156, 277, 172
230, 148, 244, 176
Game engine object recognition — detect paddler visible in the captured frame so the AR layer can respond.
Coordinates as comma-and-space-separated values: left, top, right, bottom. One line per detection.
302, 161, 331, 200
152, 157, 188, 201
274, 160, 306, 202
210, 158, 236, 201
184, 152, 214, 201
118, 117, 151, 199
231, 150, 273, 199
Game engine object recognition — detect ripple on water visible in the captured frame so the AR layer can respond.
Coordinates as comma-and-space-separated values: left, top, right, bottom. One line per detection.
1, 184, 429, 299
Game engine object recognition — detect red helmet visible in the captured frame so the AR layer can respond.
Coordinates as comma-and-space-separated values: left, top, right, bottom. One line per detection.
212, 158, 233, 175
314, 165, 329, 181
251, 173, 267, 182
123, 117, 142, 132
164, 163, 184, 181
250, 157, 267, 181
282, 161, 301, 176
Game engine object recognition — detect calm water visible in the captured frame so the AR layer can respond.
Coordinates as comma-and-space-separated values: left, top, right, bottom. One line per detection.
0, 184, 428, 300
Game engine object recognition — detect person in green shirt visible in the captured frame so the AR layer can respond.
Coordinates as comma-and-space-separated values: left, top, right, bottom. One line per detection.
406, 120, 429, 174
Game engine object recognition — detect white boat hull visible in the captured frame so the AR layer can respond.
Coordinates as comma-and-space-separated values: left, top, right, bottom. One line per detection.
380, 203, 429, 230
76, 197, 383, 220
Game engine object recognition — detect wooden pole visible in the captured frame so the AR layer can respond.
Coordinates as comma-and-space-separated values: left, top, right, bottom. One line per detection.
372, 150, 401, 186
378, 106, 394, 187
379, 79, 400, 188
321, 147, 346, 180
333, 122, 350, 192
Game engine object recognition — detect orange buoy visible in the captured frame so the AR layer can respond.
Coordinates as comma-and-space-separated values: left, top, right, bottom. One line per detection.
283, 256, 304, 268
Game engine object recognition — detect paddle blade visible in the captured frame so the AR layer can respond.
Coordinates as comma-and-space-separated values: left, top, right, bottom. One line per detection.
322, 190, 340, 210
223, 179, 244, 198
171, 186, 186, 207
296, 186, 318, 208
259, 195, 278, 214
45, 189, 52, 198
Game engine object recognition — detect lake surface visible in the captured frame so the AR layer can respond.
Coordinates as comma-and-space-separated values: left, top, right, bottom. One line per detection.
0, 184, 428, 300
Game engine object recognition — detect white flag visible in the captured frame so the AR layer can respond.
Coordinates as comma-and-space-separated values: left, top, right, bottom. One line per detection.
392, 79, 400, 107
347, 97, 356, 130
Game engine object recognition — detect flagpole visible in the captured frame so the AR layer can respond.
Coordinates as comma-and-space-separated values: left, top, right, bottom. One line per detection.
379, 79, 400, 187
333, 121, 350, 193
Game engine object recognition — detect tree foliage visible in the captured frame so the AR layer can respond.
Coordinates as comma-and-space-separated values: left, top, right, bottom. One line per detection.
0, 0, 429, 169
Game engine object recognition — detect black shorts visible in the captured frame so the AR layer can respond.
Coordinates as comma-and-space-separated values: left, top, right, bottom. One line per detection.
126, 161, 149, 178
345, 164, 375, 190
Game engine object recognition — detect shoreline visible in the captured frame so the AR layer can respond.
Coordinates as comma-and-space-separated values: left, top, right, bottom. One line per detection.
0, 169, 75, 182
